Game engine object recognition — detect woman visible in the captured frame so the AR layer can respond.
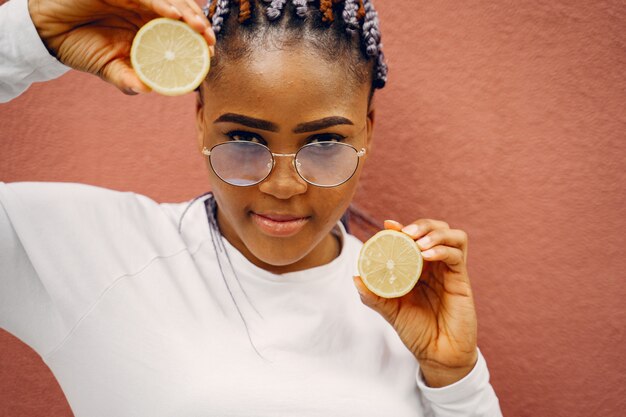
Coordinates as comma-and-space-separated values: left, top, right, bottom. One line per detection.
0, 0, 502, 415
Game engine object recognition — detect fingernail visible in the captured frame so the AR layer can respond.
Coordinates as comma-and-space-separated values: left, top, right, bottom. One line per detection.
402, 224, 420, 237
416, 236, 431, 249
123, 87, 139, 95
421, 249, 434, 258
205, 27, 216, 39
384, 219, 403, 230
209, 45, 215, 57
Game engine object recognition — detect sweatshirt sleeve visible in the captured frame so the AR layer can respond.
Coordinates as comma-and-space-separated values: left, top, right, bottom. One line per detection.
416, 348, 503, 417
0, 0, 70, 103
0, 181, 186, 357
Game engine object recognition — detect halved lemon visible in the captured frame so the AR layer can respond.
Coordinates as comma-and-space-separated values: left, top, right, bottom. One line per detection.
130, 18, 210, 96
358, 230, 423, 298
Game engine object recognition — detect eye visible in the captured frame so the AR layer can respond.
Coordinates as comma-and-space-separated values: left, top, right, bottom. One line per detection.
307, 133, 346, 145
226, 131, 265, 144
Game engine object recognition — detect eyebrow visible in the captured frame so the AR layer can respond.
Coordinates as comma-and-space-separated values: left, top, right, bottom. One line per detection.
213, 113, 279, 132
213, 113, 354, 133
293, 116, 354, 133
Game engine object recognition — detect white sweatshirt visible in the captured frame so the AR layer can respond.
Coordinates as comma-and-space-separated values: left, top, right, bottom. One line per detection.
0, 1, 503, 416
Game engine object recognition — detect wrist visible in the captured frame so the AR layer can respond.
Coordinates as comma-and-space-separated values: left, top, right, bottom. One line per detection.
419, 350, 479, 388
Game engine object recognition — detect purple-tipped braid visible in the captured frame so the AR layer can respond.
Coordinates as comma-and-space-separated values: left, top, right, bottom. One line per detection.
362, 0, 386, 87
212, 0, 232, 33
375, 49, 387, 88
265, 0, 288, 20
205, 0, 388, 89
292, 0, 312, 18
362, 0, 380, 57
342, 0, 360, 32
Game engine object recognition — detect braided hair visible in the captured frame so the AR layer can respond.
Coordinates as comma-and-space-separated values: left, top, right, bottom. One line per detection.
201, 0, 388, 91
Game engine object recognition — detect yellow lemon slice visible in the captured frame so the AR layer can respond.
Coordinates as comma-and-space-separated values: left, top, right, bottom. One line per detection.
130, 18, 210, 96
358, 230, 423, 298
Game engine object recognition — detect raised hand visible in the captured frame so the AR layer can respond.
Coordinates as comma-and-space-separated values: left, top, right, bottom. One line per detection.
28, 0, 215, 94
353, 219, 478, 387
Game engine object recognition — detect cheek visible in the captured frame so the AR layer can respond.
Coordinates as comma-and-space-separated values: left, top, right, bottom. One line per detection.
208, 179, 249, 221
312, 182, 359, 226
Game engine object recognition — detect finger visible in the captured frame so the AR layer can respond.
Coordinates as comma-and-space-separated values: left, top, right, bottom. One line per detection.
172, 0, 214, 40
420, 245, 466, 272
401, 219, 450, 240
383, 219, 403, 231
420, 246, 472, 296
416, 228, 468, 252
135, 2, 215, 46
115, 0, 214, 46
186, 0, 205, 16
352, 276, 400, 325
100, 57, 152, 94
128, 9, 161, 26
105, 0, 183, 19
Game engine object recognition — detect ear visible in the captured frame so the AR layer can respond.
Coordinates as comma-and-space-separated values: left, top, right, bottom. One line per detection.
365, 95, 376, 157
195, 88, 206, 154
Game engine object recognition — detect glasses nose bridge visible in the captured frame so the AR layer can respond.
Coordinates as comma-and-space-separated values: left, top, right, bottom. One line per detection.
270, 151, 301, 171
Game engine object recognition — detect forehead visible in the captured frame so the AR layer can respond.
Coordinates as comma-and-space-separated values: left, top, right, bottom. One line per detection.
202, 47, 370, 125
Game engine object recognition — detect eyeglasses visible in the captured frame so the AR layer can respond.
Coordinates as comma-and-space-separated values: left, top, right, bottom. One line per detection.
202, 138, 367, 188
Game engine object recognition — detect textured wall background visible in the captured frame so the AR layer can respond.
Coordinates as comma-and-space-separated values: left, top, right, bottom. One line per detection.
1, 0, 625, 416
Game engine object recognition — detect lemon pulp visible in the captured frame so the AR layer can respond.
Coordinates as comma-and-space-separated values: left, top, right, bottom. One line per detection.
358, 229, 423, 298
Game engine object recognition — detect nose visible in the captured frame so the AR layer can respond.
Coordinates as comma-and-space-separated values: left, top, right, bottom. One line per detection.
258, 155, 308, 199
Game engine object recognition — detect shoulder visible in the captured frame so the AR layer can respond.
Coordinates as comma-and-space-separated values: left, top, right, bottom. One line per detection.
0, 181, 201, 258
0, 180, 187, 229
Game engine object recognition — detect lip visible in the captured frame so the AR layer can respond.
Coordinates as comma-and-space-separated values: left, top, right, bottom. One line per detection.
251, 212, 310, 237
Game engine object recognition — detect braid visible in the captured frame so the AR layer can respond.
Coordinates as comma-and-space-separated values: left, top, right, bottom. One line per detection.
212, 0, 232, 33
205, 0, 218, 19
342, 0, 360, 32
356, 0, 365, 20
238, 0, 252, 22
374, 49, 387, 88
361, 0, 386, 87
361, 0, 380, 57
319, 0, 334, 22
265, 0, 288, 20
291, 0, 312, 18
205, 0, 388, 89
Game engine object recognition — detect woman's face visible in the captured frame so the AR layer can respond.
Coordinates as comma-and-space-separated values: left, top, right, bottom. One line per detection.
196, 46, 375, 274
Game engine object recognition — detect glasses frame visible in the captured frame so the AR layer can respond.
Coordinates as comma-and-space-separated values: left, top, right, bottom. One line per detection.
202, 140, 367, 188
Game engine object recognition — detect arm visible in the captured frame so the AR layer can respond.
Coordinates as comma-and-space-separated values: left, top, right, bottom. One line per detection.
353, 219, 503, 416
0, 0, 69, 103
416, 348, 502, 417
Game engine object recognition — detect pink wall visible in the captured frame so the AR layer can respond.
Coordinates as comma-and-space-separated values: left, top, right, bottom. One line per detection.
1, 1, 625, 415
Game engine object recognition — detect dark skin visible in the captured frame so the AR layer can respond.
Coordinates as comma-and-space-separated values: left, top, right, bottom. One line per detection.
29, 0, 478, 388
198, 47, 478, 387
196, 48, 374, 274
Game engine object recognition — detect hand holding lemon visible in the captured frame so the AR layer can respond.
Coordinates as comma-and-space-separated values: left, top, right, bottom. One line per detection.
354, 219, 478, 387
28, 0, 215, 94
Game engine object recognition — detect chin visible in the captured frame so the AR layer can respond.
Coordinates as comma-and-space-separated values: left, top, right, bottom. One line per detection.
247, 236, 311, 267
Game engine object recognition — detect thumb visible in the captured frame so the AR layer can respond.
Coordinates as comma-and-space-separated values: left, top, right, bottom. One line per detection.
352, 276, 400, 325
99, 58, 151, 95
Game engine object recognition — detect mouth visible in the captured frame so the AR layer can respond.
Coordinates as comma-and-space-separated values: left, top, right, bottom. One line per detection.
250, 212, 310, 237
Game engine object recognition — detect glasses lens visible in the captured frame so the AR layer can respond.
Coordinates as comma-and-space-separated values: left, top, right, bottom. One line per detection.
210, 142, 272, 186
296, 142, 359, 187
